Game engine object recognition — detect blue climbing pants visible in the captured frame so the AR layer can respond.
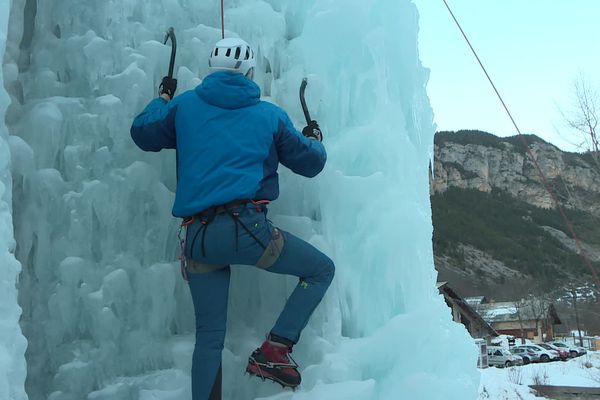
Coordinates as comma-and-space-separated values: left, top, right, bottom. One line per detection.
184, 204, 335, 400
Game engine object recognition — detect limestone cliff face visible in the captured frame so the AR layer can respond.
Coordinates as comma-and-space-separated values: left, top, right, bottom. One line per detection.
431, 133, 600, 217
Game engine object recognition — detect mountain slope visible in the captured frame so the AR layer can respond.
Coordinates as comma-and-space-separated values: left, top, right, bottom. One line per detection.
431, 130, 600, 305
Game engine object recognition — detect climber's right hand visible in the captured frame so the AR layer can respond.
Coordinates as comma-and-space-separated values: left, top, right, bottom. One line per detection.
159, 76, 177, 101
302, 120, 323, 142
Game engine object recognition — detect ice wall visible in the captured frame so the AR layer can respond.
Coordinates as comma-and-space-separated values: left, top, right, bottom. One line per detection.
0, 1, 28, 399
3, 0, 479, 399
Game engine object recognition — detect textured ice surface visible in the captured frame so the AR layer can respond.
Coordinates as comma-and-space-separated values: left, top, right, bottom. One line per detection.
0, 1, 28, 399
2, 0, 479, 399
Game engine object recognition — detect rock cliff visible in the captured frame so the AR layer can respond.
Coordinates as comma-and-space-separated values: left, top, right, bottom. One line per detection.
431, 131, 600, 217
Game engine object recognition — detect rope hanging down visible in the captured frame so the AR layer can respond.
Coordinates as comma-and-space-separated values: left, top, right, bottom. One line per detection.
221, 0, 225, 39
441, 0, 600, 291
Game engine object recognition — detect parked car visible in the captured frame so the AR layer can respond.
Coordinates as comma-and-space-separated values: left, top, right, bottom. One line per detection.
551, 341, 586, 357
487, 346, 524, 368
509, 347, 539, 364
538, 343, 568, 361
514, 345, 559, 362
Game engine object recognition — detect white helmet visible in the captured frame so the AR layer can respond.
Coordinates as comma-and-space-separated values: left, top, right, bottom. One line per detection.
209, 38, 256, 76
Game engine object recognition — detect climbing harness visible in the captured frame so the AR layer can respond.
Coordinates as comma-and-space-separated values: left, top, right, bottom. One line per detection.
442, 0, 600, 290
178, 200, 271, 279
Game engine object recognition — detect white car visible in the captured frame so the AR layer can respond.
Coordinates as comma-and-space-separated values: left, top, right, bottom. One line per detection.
487, 346, 524, 368
509, 347, 539, 364
551, 341, 586, 357
520, 345, 560, 362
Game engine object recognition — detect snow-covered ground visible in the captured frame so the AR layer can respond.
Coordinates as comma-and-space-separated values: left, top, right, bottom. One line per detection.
479, 352, 600, 399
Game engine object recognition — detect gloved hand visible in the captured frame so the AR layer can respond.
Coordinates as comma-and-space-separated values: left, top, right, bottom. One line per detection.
302, 120, 323, 142
159, 76, 178, 100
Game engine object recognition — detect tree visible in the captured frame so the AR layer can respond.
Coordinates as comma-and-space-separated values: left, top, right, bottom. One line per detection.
513, 299, 527, 341
563, 281, 589, 346
528, 296, 550, 340
569, 285, 584, 347
562, 74, 599, 170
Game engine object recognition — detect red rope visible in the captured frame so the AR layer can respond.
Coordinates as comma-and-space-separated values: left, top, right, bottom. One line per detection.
441, 0, 600, 291
221, 0, 225, 39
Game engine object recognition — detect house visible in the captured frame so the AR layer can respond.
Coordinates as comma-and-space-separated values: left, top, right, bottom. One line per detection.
437, 282, 498, 341
467, 298, 562, 341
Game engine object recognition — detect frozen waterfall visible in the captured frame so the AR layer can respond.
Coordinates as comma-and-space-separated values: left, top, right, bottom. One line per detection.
0, 0, 479, 399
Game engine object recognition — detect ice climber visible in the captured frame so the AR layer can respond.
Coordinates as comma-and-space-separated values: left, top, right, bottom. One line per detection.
130, 37, 335, 399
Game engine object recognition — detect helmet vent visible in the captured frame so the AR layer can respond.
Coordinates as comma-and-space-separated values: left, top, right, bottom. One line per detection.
209, 38, 256, 75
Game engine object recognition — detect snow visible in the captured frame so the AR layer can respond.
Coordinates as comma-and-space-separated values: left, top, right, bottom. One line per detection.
2, 0, 479, 399
484, 305, 518, 318
491, 334, 534, 349
479, 352, 600, 399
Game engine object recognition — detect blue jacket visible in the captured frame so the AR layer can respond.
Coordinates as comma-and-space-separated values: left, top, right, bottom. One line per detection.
131, 71, 327, 217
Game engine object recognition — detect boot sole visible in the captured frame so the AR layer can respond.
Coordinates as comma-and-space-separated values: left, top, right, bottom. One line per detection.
246, 363, 300, 389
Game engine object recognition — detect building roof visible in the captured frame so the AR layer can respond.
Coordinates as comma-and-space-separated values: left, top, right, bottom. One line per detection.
437, 282, 498, 337
473, 300, 562, 325
464, 296, 487, 306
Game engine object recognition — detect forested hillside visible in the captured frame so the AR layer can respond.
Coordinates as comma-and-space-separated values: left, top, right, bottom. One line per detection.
431, 130, 600, 333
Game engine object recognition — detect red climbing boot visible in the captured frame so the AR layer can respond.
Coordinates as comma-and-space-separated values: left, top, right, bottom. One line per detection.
246, 334, 301, 389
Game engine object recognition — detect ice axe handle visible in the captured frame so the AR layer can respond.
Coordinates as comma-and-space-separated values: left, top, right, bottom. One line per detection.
163, 27, 177, 79
299, 78, 312, 126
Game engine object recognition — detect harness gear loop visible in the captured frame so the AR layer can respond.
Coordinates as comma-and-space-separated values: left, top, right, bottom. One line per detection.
195, 210, 217, 258
178, 223, 189, 281
233, 212, 240, 251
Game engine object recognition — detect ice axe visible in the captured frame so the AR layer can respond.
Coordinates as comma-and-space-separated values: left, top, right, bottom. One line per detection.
158, 27, 178, 98
163, 27, 177, 79
299, 78, 312, 126
299, 78, 324, 141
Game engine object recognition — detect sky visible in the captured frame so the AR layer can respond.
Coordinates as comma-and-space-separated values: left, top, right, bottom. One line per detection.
414, 0, 600, 152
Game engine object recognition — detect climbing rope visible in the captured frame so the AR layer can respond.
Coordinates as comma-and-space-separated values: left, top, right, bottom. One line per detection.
221, 0, 225, 39
441, 0, 600, 291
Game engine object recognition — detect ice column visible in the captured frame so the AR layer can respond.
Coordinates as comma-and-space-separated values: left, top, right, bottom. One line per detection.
0, 0, 28, 399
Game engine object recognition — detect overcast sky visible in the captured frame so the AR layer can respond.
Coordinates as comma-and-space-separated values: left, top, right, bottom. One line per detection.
414, 0, 600, 152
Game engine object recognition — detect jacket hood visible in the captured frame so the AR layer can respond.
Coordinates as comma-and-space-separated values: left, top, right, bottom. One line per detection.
196, 71, 261, 109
